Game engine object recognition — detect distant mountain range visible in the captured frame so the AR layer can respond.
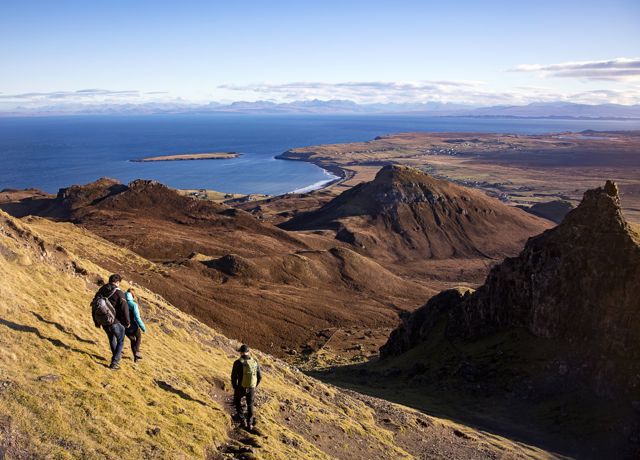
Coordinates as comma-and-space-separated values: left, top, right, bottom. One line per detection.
3, 100, 640, 119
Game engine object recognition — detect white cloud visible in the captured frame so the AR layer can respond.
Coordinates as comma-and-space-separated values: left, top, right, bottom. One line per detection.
218, 80, 640, 105
2, 80, 640, 114
510, 58, 640, 81
218, 80, 488, 104
0, 89, 141, 101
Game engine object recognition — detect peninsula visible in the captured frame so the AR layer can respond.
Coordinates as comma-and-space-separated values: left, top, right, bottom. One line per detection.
132, 152, 239, 162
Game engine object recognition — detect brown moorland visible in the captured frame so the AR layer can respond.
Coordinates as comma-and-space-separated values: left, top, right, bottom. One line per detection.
0, 165, 550, 357
0, 178, 435, 355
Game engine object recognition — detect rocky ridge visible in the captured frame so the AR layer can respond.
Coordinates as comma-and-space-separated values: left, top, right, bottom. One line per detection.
379, 181, 640, 458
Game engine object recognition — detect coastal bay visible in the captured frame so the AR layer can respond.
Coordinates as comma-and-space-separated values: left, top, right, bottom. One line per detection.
1, 115, 639, 196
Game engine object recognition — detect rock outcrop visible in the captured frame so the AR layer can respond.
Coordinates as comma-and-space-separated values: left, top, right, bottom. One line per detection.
281, 165, 552, 262
380, 287, 474, 357
380, 181, 640, 458
56, 177, 128, 212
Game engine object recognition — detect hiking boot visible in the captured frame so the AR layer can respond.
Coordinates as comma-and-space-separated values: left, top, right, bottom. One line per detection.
109, 363, 120, 370
134, 353, 142, 363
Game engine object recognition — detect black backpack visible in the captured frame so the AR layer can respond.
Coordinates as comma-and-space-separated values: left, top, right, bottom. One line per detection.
91, 286, 117, 327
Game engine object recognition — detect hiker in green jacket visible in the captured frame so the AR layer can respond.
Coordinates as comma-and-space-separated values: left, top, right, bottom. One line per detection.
231, 344, 262, 430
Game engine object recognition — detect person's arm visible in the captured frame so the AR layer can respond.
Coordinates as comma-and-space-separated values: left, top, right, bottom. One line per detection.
231, 361, 240, 389
256, 362, 262, 386
126, 293, 146, 332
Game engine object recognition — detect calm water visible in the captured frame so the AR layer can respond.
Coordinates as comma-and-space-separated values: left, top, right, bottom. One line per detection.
1, 114, 639, 195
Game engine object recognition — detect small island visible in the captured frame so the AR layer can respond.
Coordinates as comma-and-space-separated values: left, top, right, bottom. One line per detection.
132, 152, 240, 162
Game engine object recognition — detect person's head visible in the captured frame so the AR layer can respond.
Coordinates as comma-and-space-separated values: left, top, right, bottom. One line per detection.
127, 287, 136, 299
108, 274, 122, 286
239, 344, 250, 356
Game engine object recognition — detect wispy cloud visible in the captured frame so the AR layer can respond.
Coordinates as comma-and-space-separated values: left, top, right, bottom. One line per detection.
217, 80, 640, 105
0, 88, 141, 101
2, 81, 640, 114
510, 58, 640, 81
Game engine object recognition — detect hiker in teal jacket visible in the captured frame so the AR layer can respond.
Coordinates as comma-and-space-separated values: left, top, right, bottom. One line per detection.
125, 287, 146, 362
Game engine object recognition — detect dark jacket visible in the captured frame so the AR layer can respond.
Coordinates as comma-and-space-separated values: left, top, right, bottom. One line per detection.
231, 356, 262, 390
96, 283, 130, 327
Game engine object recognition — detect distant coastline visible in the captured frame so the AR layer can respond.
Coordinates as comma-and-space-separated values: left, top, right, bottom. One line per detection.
4, 116, 638, 196
131, 152, 240, 162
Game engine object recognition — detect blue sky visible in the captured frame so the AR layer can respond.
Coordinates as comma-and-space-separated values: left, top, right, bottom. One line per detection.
1, 0, 639, 109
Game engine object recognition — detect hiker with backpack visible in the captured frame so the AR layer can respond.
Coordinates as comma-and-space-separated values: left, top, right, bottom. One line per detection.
125, 287, 146, 363
231, 344, 262, 430
92, 274, 130, 370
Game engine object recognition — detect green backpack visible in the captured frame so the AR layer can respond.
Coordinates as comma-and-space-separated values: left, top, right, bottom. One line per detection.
241, 357, 258, 388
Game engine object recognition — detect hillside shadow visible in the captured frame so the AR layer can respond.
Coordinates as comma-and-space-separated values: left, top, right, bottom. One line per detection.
154, 379, 208, 406
31, 311, 97, 344
0, 317, 106, 362
308, 362, 580, 460
0, 197, 59, 219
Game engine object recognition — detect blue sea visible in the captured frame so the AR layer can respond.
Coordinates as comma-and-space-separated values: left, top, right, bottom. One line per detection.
1, 114, 639, 195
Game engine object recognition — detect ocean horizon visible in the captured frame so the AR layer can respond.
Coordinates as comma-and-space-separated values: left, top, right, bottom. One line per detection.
1, 114, 639, 195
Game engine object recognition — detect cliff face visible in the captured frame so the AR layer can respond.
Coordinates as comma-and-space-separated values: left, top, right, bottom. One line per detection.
456, 181, 637, 333
383, 181, 640, 386
379, 182, 640, 457
281, 165, 551, 262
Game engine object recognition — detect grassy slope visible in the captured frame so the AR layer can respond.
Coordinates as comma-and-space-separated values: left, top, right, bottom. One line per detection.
0, 211, 559, 459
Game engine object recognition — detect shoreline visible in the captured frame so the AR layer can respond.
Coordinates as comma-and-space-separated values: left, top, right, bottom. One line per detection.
275, 151, 355, 195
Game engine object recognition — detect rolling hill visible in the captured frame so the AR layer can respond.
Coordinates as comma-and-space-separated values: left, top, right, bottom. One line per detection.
0, 178, 433, 356
281, 165, 552, 263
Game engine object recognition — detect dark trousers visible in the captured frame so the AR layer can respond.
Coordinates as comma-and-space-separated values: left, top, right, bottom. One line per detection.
234, 387, 255, 421
126, 322, 142, 357
103, 322, 125, 366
